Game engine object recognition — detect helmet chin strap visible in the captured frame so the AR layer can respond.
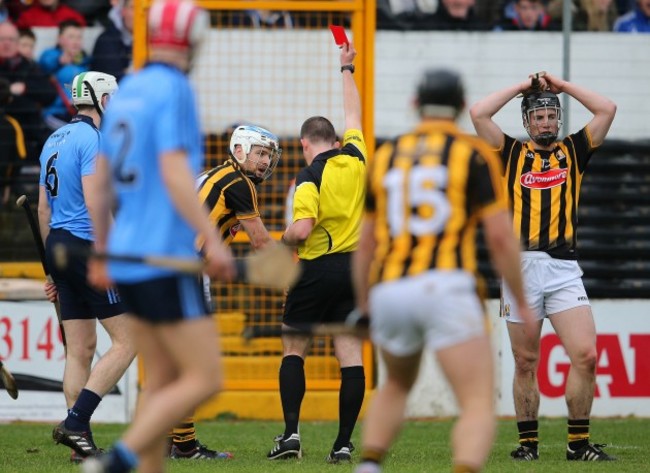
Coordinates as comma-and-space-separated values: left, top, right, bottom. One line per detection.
84, 80, 103, 117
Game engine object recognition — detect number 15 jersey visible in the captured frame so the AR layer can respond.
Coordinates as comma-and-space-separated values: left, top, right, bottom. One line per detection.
366, 121, 506, 286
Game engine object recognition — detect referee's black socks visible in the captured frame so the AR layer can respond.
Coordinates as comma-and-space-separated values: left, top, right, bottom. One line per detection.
279, 355, 305, 439
334, 365, 365, 451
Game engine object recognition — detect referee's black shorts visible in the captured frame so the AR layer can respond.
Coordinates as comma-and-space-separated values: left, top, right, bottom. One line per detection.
45, 228, 124, 320
283, 252, 354, 327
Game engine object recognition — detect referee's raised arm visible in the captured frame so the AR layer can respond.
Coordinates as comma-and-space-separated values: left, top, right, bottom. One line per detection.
340, 42, 361, 132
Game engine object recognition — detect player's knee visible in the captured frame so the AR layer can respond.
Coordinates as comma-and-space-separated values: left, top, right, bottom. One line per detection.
512, 349, 539, 373
67, 339, 96, 366
572, 346, 597, 372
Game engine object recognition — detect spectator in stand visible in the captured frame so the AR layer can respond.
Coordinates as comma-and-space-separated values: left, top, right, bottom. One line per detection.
39, 19, 90, 128
425, 0, 489, 30
576, 0, 618, 31
495, 0, 561, 30
376, 0, 437, 30
546, 0, 618, 30
0, 20, 56, 160
17, 27, 35, 61
0, 76, 27, 206
16, 0, 86, 28
613, 0, 650, 31
90, 0, 132, 82
62, 0, 111, 26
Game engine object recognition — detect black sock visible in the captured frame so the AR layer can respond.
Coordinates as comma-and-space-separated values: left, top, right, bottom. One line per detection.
568, 418, 590, 450
517, 420, 539, 448
279, 355, 305, 439
65, 388, 102, 431
334, 365, 365, 451
171, 419, 197, 452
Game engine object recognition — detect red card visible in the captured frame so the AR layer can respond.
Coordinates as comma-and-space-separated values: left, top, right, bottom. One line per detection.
329, 25, 349, 46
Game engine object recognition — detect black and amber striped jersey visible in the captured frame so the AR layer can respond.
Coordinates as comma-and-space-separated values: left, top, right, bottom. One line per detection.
499, 127, 596, 260
366, 121, 506, 286
196, 159, 260, 246
292, 129, 367, 260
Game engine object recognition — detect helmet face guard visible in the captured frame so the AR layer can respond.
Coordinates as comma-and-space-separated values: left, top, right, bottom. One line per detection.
229, 125, 282, 183
521, 91, 562, 147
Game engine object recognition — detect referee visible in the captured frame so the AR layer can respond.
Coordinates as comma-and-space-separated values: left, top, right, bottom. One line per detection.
267, 42, 366, 464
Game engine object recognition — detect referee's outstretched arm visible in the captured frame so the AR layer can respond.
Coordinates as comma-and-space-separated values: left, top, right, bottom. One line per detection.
340, 42, 362, 132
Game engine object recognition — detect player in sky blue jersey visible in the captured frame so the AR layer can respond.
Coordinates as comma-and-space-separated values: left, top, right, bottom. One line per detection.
84, 2, 235, 472
38, 71, 136, 464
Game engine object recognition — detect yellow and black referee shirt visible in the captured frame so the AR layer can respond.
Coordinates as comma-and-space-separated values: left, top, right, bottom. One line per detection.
292, 129, 367, 260
499, 127, 596, 260
366, 121, 506, 286
196, 159, 260, 246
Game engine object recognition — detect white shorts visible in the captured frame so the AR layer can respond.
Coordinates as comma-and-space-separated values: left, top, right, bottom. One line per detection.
501, 251, 590, 323
369, 270, 486, 357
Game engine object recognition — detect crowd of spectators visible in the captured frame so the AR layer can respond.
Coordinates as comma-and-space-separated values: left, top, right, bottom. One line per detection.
0, 0, 648, 206
378, 0, 648, 32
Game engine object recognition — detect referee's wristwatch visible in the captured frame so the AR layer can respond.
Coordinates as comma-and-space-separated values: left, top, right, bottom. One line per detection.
340, 64, 355, 74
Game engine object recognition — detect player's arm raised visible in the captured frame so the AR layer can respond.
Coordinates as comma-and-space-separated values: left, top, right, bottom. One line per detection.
542, 73, 616, 146
470, 78, 532, 148
341, 42, 361, 132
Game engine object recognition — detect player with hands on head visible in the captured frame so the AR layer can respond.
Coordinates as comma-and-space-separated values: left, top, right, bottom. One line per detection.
470, 71, 616, 462
267, 40, 367, 464
82, 1, 235, 472
165, 124, 281, 460
38, 70, 134, 465
352, 68, 535, 473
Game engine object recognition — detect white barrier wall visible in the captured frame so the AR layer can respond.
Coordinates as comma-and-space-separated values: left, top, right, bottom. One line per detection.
1, 298, 648, 420
32, 28, 650, 141
0, 300, 137, 423
376, 300, 650, 418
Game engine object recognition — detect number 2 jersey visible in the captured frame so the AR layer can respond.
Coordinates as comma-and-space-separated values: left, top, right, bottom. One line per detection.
498, 128, 596, 260
100, 63, 204, 283
366, 121, 506, 286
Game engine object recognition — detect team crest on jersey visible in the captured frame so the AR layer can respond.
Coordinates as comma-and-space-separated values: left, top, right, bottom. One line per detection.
229, 223, 241, 238
520, 168, 567, 189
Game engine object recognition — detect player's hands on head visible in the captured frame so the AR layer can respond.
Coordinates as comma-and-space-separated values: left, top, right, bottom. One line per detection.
43, 280, 58, 303
539, 72, 565, 94
340, 41, 356, 66
203, 239, 236, 282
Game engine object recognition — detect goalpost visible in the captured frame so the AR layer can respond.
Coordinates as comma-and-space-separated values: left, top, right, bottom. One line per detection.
130, 1, 376, 416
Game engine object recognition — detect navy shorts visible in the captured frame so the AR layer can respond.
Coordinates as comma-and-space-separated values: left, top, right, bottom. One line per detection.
283, 252, 354, 327
116, 275, 209, 324
45, 229, 124, 320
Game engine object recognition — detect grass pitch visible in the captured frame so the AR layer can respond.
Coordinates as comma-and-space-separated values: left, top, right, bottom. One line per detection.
0, 417, 646, 472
